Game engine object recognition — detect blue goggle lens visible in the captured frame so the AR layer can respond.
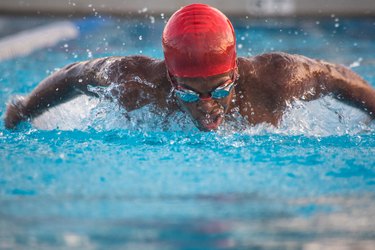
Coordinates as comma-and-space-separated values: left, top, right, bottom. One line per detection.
174, 89, 200, 103
175, 81, 235, 103
211, 82, 235, 99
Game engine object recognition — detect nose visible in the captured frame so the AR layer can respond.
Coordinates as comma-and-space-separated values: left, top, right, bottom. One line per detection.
197, 98, 220, 114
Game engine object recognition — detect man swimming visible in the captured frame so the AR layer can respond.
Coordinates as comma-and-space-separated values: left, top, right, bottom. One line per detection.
4, 4, 375, 131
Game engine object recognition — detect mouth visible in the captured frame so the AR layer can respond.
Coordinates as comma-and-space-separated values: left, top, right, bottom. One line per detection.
203, 116, 224, 130
197, 113, 224, 131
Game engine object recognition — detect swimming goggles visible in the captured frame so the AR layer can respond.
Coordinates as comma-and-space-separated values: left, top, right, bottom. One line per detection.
174, 80, 236, 102
169, 72, 238, 103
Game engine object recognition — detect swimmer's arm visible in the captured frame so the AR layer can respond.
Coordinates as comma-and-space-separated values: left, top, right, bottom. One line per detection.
317, 62, 375, 118
4, 58, 110, 129
270, 53, 375, 118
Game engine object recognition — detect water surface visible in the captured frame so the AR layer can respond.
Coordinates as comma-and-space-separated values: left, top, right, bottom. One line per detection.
0, 15, 375, 250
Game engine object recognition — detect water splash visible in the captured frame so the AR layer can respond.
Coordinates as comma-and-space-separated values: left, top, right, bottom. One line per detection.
349, 57, 363, 68
32, 94, 374, 137
277, 96, 373, 136
31, 70, 374, 136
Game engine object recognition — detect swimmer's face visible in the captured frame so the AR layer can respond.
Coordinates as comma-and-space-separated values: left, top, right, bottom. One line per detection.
170, 70, 237, 131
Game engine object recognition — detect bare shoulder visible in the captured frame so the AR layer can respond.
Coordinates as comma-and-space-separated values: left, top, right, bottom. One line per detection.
244, 52, 322, 74
236, 53, 298, 92
238, 52, 327, 90
92, 55, 172, 111
84, 55, 167, 85
236, 52, 329, 108
244, 52, 365, 89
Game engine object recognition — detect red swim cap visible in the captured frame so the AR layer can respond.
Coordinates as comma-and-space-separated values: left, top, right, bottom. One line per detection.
162, 4, 236, 78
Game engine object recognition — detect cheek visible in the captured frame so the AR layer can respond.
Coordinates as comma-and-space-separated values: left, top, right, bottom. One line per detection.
178, 99, 197, 114
218, 95, 233, 111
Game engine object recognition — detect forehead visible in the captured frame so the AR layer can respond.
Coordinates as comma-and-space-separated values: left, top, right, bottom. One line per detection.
174, 71, 232, 91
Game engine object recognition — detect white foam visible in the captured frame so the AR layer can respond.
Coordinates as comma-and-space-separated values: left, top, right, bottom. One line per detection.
32, 95, 99, 131
0, 21, 78, 61
32, 94, 374, 136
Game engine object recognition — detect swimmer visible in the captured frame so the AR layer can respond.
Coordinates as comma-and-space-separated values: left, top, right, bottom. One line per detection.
4, 4, 375, 131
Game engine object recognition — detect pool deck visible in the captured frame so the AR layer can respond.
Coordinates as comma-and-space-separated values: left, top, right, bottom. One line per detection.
0, 0, 374, 17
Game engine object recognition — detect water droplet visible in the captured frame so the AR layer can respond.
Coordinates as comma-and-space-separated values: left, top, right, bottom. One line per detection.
86, 49, 93, 58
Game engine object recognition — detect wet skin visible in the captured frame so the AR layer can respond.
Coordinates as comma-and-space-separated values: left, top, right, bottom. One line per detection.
4, 52, 375, 130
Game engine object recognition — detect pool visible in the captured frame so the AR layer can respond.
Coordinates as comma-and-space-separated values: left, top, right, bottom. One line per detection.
0, 14, 375, 249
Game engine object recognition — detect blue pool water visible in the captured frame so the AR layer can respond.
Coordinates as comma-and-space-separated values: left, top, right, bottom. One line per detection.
1, 15, 375, 249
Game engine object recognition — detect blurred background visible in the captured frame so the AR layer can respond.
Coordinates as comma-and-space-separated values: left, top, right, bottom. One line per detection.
0, 0, 374, 16
0, 0, 374, 62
